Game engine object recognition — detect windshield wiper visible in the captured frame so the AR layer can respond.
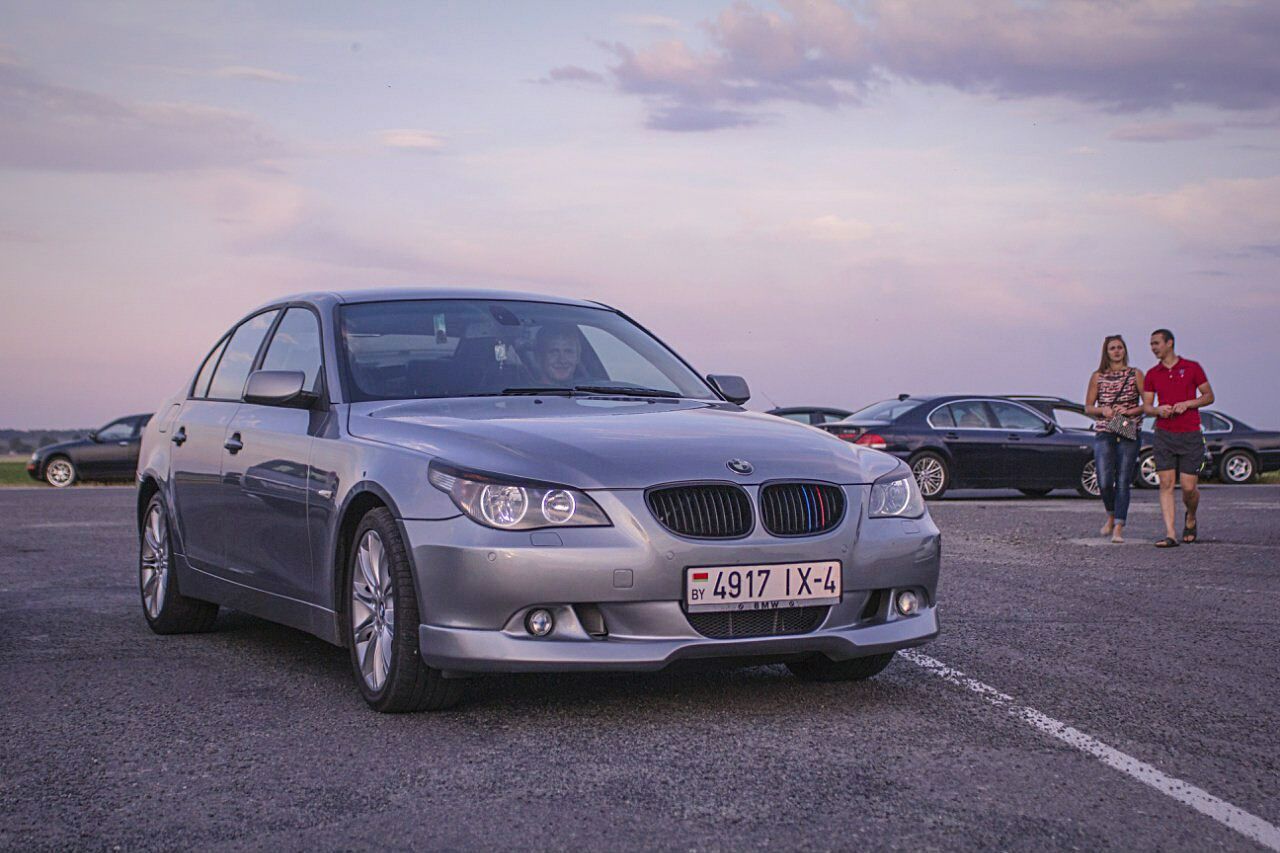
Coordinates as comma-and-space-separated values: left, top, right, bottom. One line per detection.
500, 386, 577, 396
573, 385, 681, 398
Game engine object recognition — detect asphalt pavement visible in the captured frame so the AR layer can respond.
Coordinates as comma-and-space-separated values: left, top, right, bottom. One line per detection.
1, 485, 1277, 851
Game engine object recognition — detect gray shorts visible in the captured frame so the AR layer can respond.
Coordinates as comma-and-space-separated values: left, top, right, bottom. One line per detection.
1153, 429, 1206, 476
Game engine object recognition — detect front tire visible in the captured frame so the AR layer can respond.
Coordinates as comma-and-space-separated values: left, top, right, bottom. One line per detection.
346, 508, 463, 712
1219, 450, 1257, 484
1077, 459, 1101, 498
788, 652, 896, 682
140, 494, 219, 634
910, 452, 950, 499
45, 456, 76, 488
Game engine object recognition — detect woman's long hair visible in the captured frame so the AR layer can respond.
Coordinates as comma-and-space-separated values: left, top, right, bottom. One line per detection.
1098, 334, 1129, 373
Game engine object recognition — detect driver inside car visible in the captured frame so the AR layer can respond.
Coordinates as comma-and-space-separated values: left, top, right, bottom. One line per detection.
529, 323, 582, 385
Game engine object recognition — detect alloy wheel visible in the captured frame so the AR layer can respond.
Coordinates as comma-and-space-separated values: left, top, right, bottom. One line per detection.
1081, 460, 1100, 497
45, 459, 74, 488
1139, 453, 1159, 488
912, 457, 946, 497
1224, 454, 1254, 483
351, 530, 395, 692
140, 504, 169, 619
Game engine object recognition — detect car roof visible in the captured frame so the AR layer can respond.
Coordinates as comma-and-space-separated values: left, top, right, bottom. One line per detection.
253, 288, 607, 314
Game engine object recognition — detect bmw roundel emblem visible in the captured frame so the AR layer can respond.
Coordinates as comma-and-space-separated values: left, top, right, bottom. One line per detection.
727, 459, 753, 475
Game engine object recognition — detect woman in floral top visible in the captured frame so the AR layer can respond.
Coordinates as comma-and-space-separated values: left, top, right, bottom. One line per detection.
1084, 335, 1145, 543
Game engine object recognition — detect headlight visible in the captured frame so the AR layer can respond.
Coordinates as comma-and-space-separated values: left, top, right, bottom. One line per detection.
428, 462, 610, 530
869, 469, 925, 518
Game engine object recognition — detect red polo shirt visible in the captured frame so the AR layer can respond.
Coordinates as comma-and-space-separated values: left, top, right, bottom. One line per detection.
1147, 358, 1208, 432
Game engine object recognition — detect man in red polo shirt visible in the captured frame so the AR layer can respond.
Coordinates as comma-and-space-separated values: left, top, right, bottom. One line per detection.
1143, 329, 1214, 547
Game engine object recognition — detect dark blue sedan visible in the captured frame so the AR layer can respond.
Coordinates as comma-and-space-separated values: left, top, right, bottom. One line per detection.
822, 395, 1099, 499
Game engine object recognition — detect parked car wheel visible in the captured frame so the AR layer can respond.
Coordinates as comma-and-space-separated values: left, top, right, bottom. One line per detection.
44, 456, 76, 488
1077, 460, 1100, 498
140, 494, 219, 634
1019, 488, 1052, 497
347, 508, 463, 713
1136, 451, 1159, 489
787, 651, 896, 682
910, 451, 950, 499
1218, 450, 1258, 484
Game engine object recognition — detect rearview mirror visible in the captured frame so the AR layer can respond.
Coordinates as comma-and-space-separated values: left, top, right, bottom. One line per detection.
707, 374, 751, 405
243, 370, 313, 408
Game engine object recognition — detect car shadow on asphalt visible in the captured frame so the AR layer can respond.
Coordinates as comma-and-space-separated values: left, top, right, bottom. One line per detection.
205, 610, 911, 717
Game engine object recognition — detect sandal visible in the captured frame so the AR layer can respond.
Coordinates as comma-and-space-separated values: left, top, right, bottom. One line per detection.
1182, 519, 1198, 544
1155, 537, 1180, 548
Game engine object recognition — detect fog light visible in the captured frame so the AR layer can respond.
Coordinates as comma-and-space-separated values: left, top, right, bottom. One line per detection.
525, 608, 554, 637
896, 590, 920, 616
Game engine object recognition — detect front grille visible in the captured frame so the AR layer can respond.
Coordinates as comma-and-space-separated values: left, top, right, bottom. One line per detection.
760, 483, 845, 536
686, 606, 829, 639
646, 484, 753, 539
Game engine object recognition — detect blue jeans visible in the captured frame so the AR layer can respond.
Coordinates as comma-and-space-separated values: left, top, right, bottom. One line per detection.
1094, 432, 1139, 523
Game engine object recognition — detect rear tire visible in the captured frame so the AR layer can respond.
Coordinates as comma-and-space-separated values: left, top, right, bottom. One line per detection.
909, 452, 950, 499
140, 493, 219, 634
1219, 450, 1257, 484
788, 652, 896, 682
1019, 488, 1052, 497
1135, 451, 1159, 489
45, 456, 76, 488
1077, 459, 1100, 498
346, 508, 463, 712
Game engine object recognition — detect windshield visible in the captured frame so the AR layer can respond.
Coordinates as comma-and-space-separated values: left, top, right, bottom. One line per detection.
847, 399, 922, 422
338, 299, 718, 403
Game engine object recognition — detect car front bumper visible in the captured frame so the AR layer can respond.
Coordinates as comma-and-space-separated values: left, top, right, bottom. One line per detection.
402, 486, 941, 674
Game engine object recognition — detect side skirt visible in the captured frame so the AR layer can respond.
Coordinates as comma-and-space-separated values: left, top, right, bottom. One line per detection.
179, 560, 342, 645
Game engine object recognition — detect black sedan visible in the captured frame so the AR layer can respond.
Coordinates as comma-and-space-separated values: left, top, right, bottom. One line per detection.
27, 413, 153, 487
1012, 397, 1278, 486
822, 395, 1098, 499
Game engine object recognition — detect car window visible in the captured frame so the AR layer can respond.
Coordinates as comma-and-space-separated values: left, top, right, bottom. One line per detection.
815, 412, 847, 424
778, 412, 811, 423
849, 399, 921, 421
989, 400, 1046, 431
192, 336, 229, 399
1053, 407, 1095, 430
97, 420, 134, 441
927, 406, 955, 428
260, 308, 324, 394
338, 299, 717, 402
1201, 412, 1231, 433
206, 311, 280, 401
948, 400, 994, 429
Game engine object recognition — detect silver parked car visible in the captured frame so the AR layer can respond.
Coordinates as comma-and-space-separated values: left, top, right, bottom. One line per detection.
137, 289, 941, 711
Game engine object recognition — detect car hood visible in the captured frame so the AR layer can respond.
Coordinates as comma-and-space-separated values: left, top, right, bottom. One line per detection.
347, 397, 901, 489
34, 438, 90, 457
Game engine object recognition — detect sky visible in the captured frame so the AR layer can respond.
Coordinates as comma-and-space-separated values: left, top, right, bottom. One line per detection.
2, 0, 1279, 429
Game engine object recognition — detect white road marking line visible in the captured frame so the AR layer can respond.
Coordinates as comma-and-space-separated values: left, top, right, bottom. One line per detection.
901, 649, 1280, 851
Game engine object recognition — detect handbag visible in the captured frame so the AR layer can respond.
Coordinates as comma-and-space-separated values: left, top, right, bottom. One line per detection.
1106, 412, 1139, 441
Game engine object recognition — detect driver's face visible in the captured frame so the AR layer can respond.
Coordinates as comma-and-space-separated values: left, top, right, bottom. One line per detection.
539, 336, 580, 383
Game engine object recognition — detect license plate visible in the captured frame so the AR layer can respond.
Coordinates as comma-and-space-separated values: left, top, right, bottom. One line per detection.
684, 561, 842, 613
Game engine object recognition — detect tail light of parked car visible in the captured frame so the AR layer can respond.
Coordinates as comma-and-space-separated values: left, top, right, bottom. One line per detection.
854, 433, 888, 450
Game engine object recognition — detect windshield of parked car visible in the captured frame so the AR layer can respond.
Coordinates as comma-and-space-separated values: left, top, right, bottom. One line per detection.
338, 299, 719, 402
847, 399, 922, 422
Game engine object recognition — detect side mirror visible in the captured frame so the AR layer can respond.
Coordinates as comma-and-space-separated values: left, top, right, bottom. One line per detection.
1042, 420, 1057, 435
707, 374, 751, 405
88, 430, 99, 442
243, 370, 313, 408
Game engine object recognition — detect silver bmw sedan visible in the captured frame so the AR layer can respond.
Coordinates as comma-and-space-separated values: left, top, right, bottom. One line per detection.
136, 289, 940, 711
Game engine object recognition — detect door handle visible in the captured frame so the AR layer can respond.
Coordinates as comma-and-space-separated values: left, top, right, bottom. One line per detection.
944, 431, 959, 440
118, 441, 130, 446
224, 433, 244, 454
1007, 434, 1022, 441
171, 426, 187, 446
